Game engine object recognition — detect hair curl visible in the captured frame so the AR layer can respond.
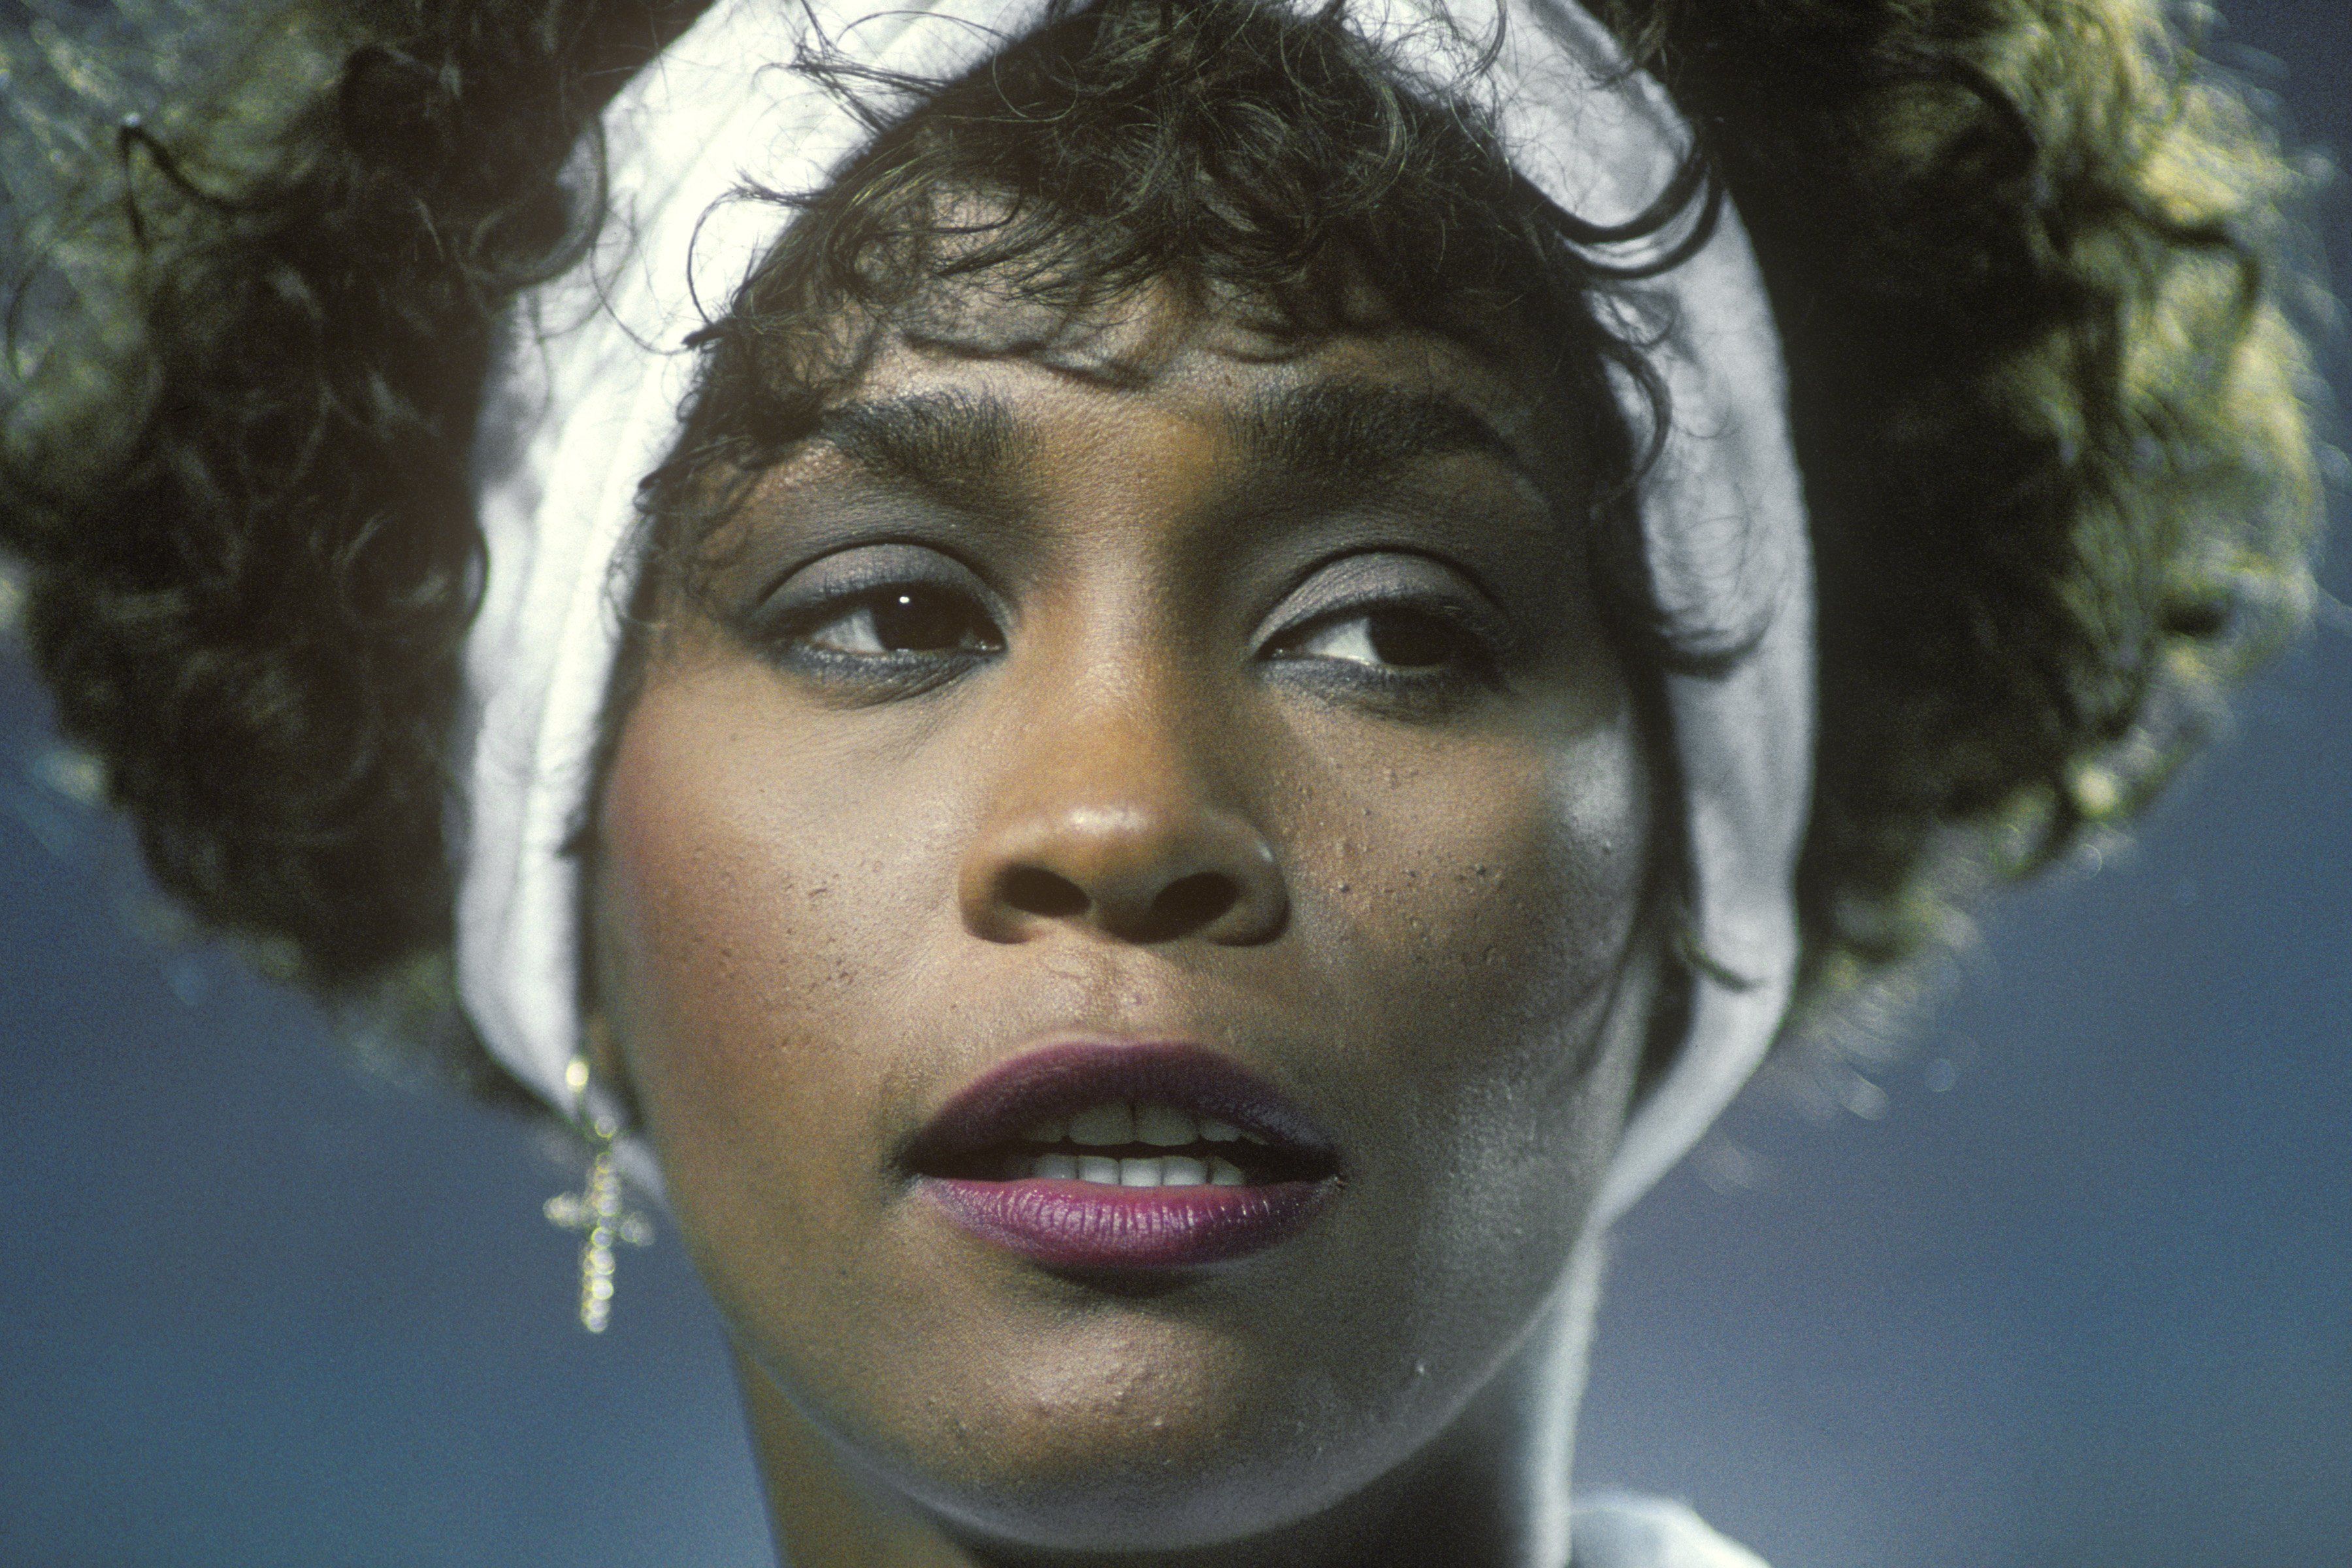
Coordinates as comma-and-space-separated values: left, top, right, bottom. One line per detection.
0, 0, 2327, 1100
1589, 0, 2327, 1022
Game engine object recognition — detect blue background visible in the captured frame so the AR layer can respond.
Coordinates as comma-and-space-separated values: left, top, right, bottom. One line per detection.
3, 3, 2345, 1563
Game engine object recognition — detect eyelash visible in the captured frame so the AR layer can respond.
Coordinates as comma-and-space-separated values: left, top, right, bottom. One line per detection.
751, 580, 1005, 696
1261, 599, 1506, 702
755, 577, 1506, 707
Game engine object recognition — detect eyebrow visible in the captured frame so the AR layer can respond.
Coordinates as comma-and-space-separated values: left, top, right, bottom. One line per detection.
810, 391, 1020, 508
1229, 382, 1537, 495
804, 381, 1536, 508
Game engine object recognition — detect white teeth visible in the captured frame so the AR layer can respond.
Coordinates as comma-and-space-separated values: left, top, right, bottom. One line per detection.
1160, 1156, 1207, 1187
1135, 1105, 1198, 1147
1039, 1153, 1238, 1189
1032, 1103, 1278, 1173
1067, 1103, 1135, 1145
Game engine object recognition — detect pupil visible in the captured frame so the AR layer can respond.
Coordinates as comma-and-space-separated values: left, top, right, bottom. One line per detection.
1365, 609, 1453, 668
872, 589, 976, 653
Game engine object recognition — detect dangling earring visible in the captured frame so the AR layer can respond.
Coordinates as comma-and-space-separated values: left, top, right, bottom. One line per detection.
543, 1054, 653, 1333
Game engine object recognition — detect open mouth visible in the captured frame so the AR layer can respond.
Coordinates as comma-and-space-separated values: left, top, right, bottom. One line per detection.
907, 1041, 1342, 1270
924, 1099, 1335, 1187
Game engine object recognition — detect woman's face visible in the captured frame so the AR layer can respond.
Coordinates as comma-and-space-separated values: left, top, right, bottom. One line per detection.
589, 279, 1661, 1552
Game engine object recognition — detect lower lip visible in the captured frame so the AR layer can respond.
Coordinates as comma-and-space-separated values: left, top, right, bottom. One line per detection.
923, 1176, 1333, 1269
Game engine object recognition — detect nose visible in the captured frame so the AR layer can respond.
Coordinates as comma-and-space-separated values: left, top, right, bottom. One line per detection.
958, 706, 1288, 948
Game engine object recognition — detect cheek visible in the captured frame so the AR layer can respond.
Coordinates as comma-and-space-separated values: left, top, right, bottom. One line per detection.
1309, 726, 1645, 984
1287, 695, 1651, 1086
591, 664, 957, 1338
1273, 699, 1654, 1305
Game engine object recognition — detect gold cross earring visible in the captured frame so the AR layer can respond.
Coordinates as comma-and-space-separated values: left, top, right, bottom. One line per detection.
544, 1055, 653, 1333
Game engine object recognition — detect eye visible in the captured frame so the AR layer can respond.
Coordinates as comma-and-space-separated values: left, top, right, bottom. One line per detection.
736, 544, 1008, 691
1256, 553, 1514, 713
806, 585, 1003, 657
1277, 606, 1473, 671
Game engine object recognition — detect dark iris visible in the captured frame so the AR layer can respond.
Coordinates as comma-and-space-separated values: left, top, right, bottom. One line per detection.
864, 587, 998, 654
1362, 607, 1463, 668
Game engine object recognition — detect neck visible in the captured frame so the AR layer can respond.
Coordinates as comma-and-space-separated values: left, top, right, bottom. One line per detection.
740, 1235, 1609, 1568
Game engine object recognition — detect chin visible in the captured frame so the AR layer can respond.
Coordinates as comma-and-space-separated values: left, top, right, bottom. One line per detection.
723, 1190, 1608, 1557
804, 1364, 1458, 1554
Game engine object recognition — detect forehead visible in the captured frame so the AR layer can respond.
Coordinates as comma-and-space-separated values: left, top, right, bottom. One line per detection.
784, 282, 1588, 517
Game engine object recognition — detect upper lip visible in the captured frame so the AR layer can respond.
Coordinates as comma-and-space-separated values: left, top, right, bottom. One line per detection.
903, 1038, 1340, 1173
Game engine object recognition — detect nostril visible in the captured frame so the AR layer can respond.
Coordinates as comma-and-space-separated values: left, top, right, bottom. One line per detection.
1000, 865, 1090, 920
1143, 872, 1240, 938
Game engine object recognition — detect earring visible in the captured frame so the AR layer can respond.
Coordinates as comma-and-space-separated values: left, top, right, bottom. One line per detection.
543, 1055, 653, 1333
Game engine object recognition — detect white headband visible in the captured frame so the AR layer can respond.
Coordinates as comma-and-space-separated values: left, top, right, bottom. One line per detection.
459, 0, 1814, 1224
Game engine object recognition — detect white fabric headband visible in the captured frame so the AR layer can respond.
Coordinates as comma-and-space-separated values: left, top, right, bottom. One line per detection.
458, 0, 1814, 1224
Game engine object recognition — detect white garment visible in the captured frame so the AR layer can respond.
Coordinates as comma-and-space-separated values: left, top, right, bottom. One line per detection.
457, 0, 1814, 1218
1572, 1494, 1772, 1568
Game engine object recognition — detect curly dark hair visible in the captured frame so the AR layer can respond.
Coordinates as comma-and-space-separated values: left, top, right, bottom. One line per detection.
0, 0, 2326, 1102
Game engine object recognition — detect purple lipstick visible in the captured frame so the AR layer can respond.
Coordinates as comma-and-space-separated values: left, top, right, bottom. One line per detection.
907, 1039, 1341, 1270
